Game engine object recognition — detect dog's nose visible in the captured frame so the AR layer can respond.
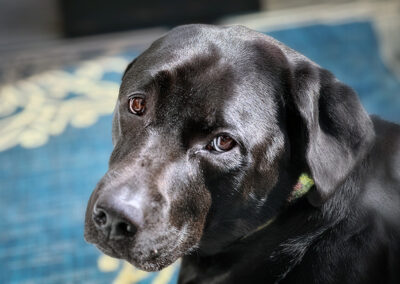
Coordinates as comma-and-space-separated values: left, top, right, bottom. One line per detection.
92, 193, 142, 240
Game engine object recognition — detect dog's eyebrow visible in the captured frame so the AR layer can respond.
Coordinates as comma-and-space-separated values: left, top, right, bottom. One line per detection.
120, 72, 161, 97
151, 69, 175, 92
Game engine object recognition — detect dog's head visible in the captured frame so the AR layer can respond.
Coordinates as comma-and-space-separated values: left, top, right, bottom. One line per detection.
84, 25, 374, 271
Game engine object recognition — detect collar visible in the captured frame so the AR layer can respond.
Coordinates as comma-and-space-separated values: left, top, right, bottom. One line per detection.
240, 173, 314, 240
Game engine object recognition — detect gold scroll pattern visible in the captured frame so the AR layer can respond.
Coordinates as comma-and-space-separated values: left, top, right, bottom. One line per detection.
0, 56, 130, 152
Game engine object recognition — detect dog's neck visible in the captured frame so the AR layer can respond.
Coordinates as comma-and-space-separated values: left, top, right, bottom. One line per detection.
179, 174, 319, 284
239, 173, 314, 241
197, 172, 315, 256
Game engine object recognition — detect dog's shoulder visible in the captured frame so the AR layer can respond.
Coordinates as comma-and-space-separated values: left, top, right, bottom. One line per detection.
364, 116, 400, 204
359, 116, 400, 232
274, 116, 400, 283
370, 115, 400, 167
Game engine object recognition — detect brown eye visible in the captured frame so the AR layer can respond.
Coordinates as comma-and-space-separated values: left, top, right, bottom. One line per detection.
207, 135, 236, 152
128, 97, 146, 115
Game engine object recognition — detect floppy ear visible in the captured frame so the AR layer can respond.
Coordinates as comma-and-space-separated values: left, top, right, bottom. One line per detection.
288, 60, 375, 206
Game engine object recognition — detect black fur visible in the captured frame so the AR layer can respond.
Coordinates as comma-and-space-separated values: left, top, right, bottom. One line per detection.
84, 24, 400, 283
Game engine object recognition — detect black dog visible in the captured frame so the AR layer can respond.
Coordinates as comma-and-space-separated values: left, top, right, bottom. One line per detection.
84, 24, 400, 283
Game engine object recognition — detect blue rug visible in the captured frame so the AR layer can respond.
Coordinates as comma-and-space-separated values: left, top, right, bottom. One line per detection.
1, 21, 399, 283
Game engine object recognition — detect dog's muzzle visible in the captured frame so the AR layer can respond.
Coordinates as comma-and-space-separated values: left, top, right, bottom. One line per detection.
90, 186, 144, 241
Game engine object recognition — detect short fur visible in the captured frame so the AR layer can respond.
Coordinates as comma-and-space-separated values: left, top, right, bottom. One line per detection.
84, 24, 400, 283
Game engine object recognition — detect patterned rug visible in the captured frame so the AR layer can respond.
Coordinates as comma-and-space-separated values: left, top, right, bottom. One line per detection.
1, 11, 400, 284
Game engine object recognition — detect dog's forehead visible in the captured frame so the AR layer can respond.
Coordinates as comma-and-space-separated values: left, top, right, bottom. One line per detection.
121, 24, 287, 83
119, 25, 286, 136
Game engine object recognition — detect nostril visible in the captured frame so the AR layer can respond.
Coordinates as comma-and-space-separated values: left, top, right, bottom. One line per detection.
114, 221, 137, 238
93, 196, 141, 240
93, 208, 108, 227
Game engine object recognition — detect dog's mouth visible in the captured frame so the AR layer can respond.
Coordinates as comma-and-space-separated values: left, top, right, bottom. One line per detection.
94, 244, 120, 258
94, 243, 166, 270
87, 236, 175, 271
85, 220, 196, 271
84, 163, 210, 271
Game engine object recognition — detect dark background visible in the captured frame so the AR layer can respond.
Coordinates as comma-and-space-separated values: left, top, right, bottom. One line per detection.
60, 0, 259, 37
0, 0, 342, 44
0, 0, 356, 84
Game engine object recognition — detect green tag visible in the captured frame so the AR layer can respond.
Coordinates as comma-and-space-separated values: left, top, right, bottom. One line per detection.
289, 173, 314, 201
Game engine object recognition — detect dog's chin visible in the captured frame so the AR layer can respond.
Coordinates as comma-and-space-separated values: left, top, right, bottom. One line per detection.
84, 217, 202, 271
96, 244, 184, 272
125, 252, 179, 272
88, 235, 191, 272
95, 244, 121, 259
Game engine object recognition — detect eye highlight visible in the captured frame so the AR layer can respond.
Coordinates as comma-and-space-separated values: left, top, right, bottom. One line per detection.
206, 135, 236, 152
128, 97, 146, 115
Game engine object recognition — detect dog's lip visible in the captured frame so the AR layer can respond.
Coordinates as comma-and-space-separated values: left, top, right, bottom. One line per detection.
84, 231, 96, 244
87, 235, 187, 272
84, 233, 122, 258
95, 243, 167, 271
95, 243, 122, 258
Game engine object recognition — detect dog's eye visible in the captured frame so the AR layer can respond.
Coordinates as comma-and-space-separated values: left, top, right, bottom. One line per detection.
206, 135, 236, 152
128, 97, 146, 115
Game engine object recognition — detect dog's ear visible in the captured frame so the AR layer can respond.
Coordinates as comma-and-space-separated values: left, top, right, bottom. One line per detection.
288, 60, 375, 206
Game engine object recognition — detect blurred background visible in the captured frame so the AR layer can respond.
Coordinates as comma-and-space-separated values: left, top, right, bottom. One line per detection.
1, 0, 399, 283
